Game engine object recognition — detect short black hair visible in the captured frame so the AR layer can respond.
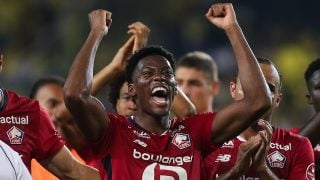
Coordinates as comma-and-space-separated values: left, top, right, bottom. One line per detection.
177, 51, 218, 83
125, 45, 176, 83
257, 57, 283, 91
108, 73, 127, 109
305, 58, 320, 83
29, 76, 65, 98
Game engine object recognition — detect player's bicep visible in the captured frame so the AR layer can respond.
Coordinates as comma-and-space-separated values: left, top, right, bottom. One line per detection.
65, 94, 109, 142
211, 101, 260, 144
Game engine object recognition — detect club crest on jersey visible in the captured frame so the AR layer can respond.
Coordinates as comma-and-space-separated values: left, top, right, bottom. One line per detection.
222, 140, 234, 148
133, 139, 148, 148
267, 150, 286, 168
6, 126, 24, 144
172, 133, 191, 149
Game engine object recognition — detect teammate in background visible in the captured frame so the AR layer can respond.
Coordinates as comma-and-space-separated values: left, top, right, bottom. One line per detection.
204, 58, 315, 180
29, 76, 85, 180
63, 4, 271, 179
108, 73, 137, 116
0, 53, 99, 179
176, 51, 219, 113
0, 140, 31, 180
292, 58, 320, 179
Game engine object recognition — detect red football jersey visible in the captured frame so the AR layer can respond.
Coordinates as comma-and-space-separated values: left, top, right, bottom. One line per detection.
78, 145, 109, 180
314, 144, 320, 180
205, 127, 315, 180
290, 127, 320, 180
88, 112, 217, 179
0, 89, 64, 170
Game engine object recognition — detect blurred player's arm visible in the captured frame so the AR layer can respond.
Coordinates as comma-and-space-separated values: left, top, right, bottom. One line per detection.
91, 22, 150, 96
64, 9, 112, 142
172, 87, 197, 118
41, 146, 99, 180
299, 112, 320, 147
205, 3, 271, 145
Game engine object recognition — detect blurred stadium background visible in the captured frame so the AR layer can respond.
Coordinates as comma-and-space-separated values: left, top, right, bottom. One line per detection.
0, 0, 319, 129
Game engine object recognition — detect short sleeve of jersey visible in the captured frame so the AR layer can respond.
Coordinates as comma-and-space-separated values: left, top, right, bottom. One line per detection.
34, 107, 64, 161
183, 112, 217, 155
288, 136, 315, 180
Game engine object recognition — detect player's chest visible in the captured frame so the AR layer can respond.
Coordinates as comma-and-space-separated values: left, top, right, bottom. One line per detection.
113, 124, 199, 165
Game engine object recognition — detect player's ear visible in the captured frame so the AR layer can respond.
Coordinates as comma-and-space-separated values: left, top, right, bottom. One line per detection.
275, 93, 282, 107
128, 83, 136, 97
211, 81, 220, 96
229, 81, 236, 98
306, 93, 313, 105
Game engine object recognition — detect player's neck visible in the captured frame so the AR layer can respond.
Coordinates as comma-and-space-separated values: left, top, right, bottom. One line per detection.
239, 127, 258, 141
199, 104, 213, 113
134, 113, 171, 135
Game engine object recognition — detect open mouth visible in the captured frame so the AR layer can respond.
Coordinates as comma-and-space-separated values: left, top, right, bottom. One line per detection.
151, 87, 168, 105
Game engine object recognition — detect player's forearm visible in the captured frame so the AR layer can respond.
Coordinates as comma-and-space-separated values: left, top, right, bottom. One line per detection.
64, 30, 105, 101
299, 112, 320, 147
44, 146, 100, 180
257, 166, 279, 180
91, 64, 117, 96
172, 87, 196, 118
226, 24, 271, 110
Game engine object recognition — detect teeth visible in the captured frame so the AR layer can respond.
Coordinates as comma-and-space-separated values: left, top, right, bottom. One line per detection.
152, 87, 167, 94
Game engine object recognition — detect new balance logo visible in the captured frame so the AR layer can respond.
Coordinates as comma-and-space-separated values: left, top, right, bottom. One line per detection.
133, 139, 148, 148
215, 154, 231, 162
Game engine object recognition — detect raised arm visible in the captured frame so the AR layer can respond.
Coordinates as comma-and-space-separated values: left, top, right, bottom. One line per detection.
299, 112, 320, 147
91, 21, 150, 95
64, 9, 112, 141
206, 3, 271, 144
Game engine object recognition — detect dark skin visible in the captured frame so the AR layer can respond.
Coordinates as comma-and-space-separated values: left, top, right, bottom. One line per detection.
220, 63, 282, 180
64, 4, 271, 148
300, 69, 320, 147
